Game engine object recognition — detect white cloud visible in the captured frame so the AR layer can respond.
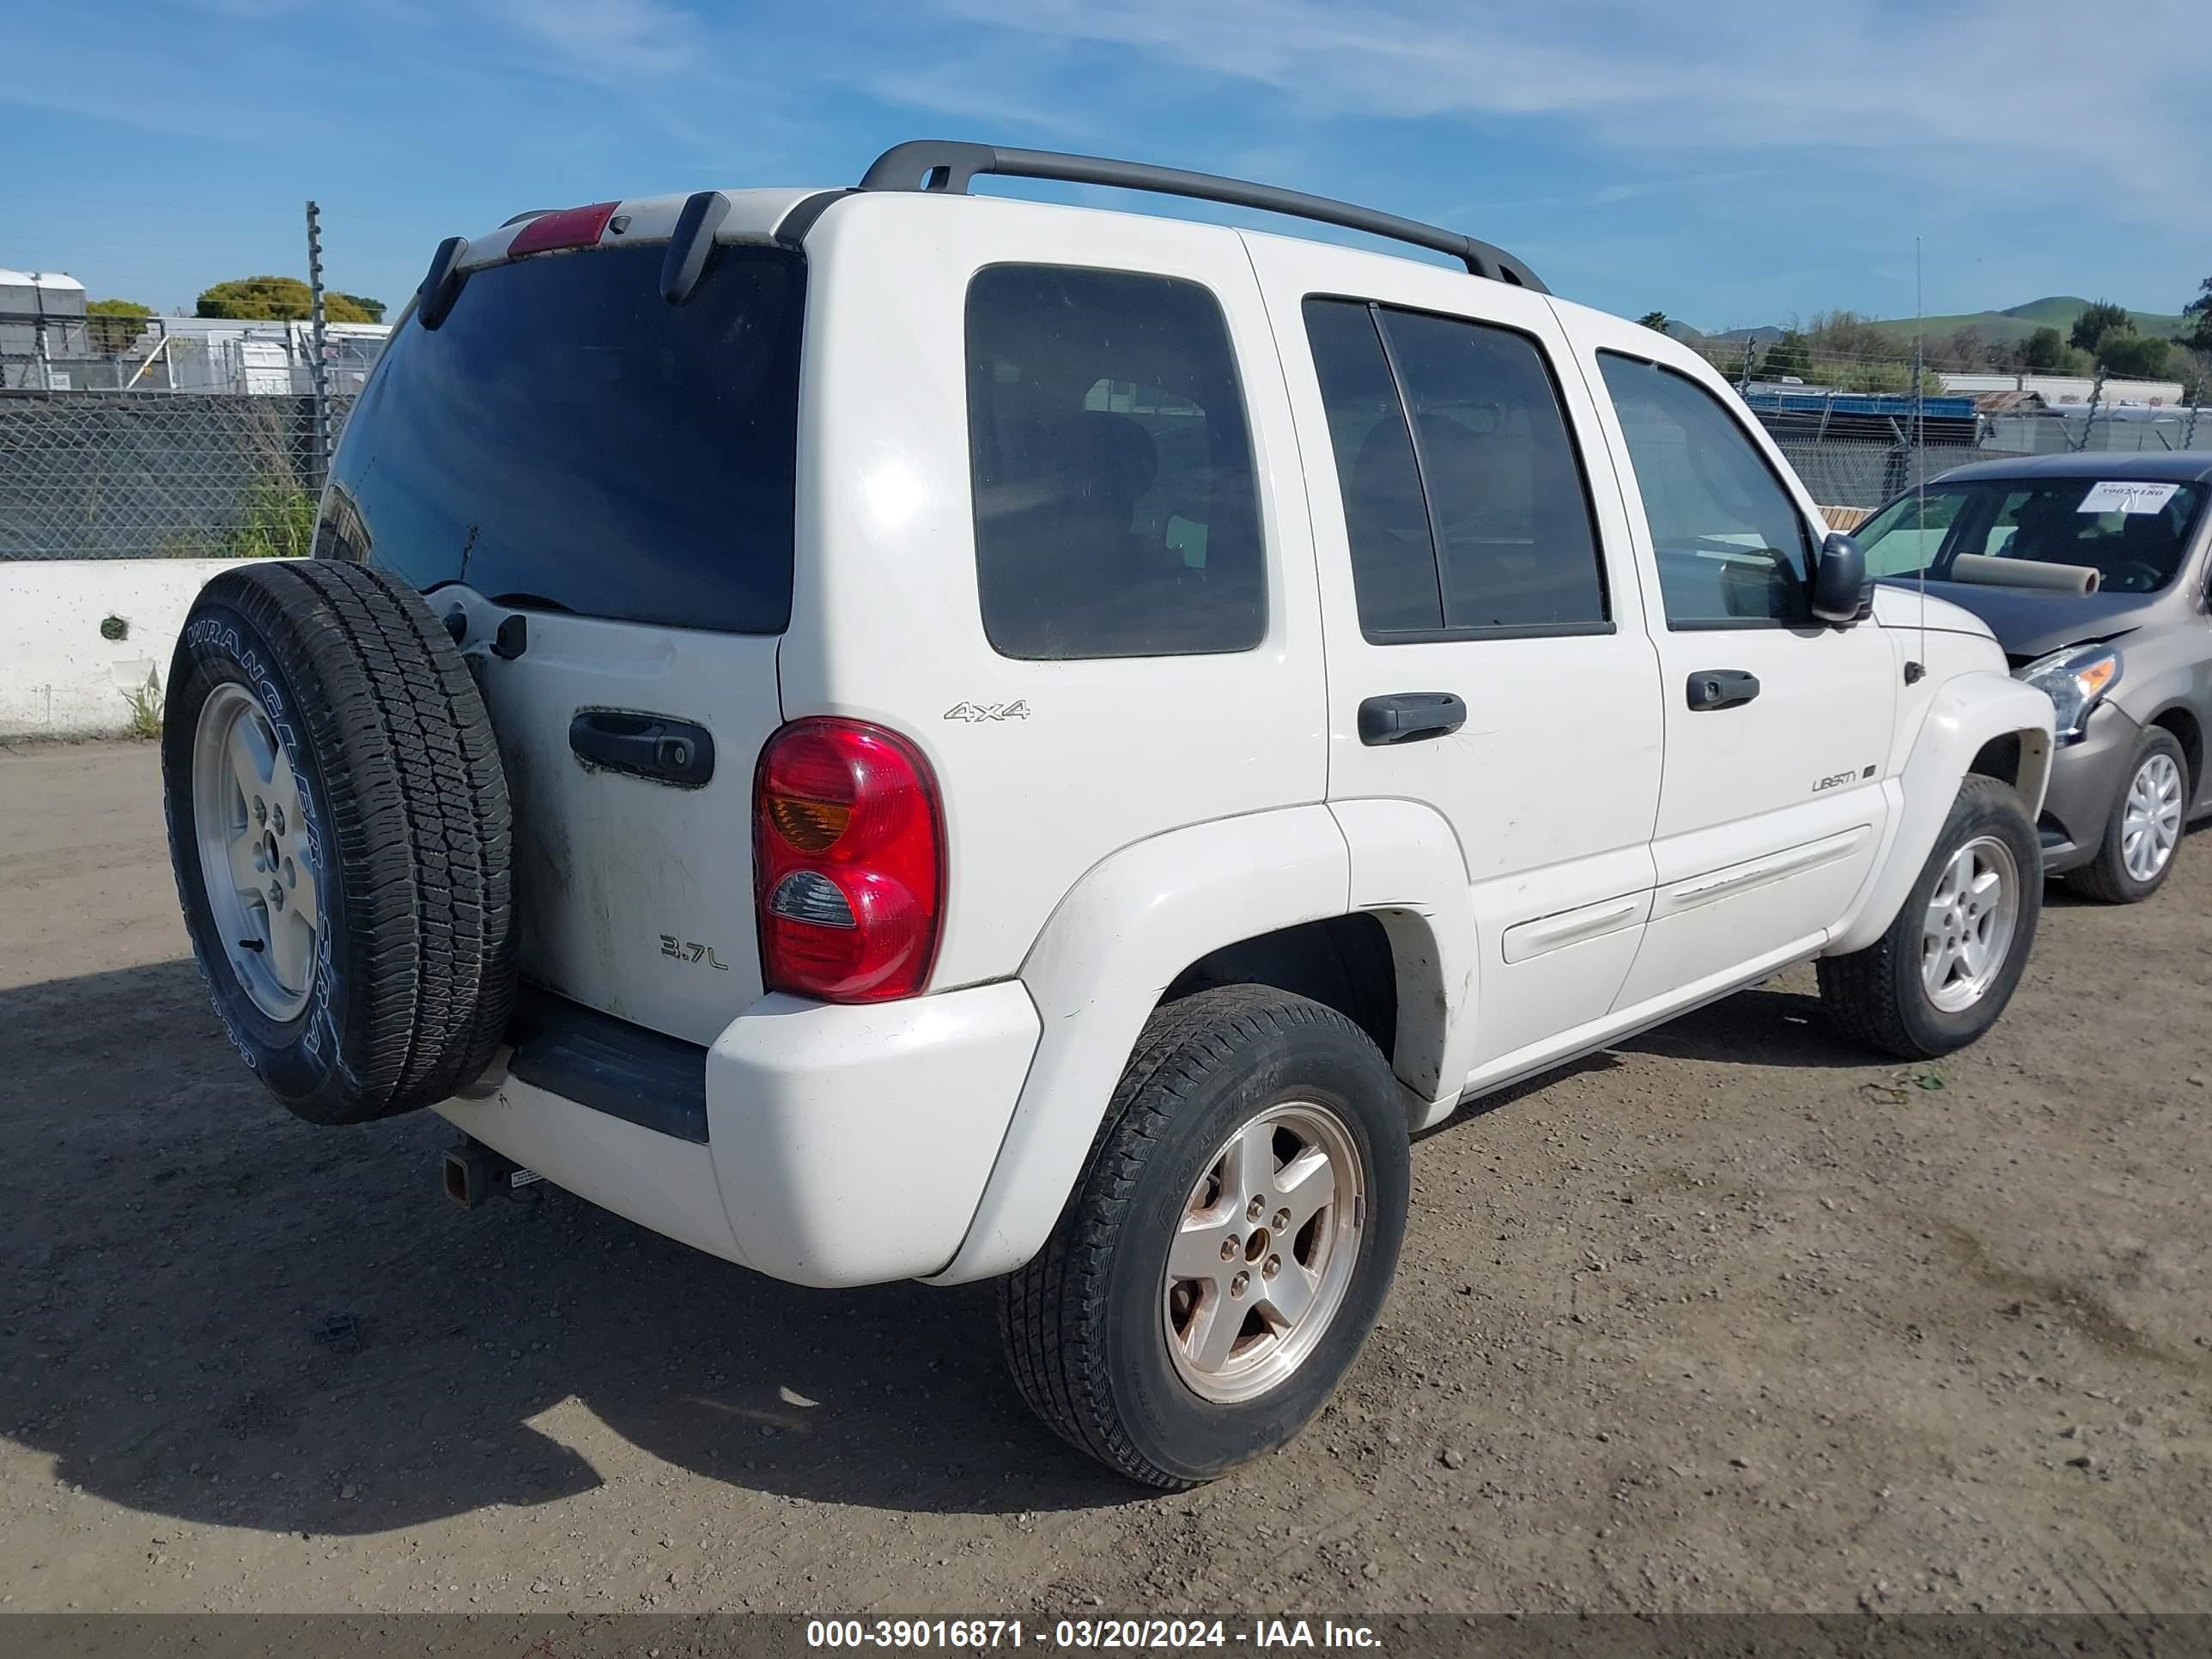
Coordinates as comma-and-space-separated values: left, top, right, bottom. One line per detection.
484, 0, 704, 82
917, 0, 2211, 228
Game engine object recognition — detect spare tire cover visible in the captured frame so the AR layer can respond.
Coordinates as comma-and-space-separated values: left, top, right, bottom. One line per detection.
161, 559, 516, 1125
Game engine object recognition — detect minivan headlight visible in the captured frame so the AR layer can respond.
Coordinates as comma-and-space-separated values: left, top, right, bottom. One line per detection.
2015, 643, 2122, 743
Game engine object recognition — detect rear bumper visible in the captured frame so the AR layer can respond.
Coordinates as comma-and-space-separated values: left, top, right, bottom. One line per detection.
2035, 702, 2140, 874
435, 980, 1042, 1288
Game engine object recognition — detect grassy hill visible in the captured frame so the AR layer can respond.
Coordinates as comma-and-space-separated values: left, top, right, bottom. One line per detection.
1863, 297, 2191, 347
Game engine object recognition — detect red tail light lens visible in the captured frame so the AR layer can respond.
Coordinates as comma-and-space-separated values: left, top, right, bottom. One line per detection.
754, 719, 945, 1004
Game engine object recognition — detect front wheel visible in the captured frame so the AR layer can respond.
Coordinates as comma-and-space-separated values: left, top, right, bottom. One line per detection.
2067, 727, 2187, 904
1818, 775, 2041, 1060
999, 987, 1410, 1488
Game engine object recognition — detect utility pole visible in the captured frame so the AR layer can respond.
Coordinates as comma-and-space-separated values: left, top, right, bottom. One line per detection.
305, 200, 330, 496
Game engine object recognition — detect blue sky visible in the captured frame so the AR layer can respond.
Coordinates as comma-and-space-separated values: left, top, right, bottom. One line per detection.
8, 0, 2208, 331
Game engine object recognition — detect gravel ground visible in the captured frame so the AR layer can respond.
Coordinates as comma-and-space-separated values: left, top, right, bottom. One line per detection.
2, 739, 2207, 1616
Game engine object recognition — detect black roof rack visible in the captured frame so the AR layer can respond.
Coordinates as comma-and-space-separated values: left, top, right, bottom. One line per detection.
858, 141, 1547, 294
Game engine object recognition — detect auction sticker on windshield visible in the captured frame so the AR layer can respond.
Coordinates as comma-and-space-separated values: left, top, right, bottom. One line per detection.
2079, 481, 2181, 514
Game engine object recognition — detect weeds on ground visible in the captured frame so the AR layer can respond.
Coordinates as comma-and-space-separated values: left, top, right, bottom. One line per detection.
122, 672, 163, 740
222, 481, 316, 559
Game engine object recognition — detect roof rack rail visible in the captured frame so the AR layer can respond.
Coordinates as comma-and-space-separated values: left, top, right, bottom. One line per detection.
858, 141, 1547, 294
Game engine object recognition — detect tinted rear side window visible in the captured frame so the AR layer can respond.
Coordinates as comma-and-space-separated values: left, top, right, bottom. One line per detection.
966, 265, 1265, 659
1304, 299, 1442, 633
1380, 308, 1606, 631
1305, 298, 1606, 639
319, 242, 802, 634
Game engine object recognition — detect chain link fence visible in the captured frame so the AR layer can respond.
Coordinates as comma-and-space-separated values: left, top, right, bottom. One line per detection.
0, 388, 2159, 562
0, 391, 352, 561
1778, 440, 2032, 515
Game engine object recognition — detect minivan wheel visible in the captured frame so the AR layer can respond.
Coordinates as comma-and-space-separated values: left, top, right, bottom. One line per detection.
2067, 727, 2187, 904
1817, 775, 2041, 1060
999, 987, 1410, 1489
161, 559, 517, 1125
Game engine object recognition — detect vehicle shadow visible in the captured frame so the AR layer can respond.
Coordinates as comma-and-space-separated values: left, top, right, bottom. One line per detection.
2039, 819, 2212, 908
1613, 983, 1880, 1070
1415, 1050, 1620, 1141
0, 961, 1136, 1538
1414, 977, 1879, 1140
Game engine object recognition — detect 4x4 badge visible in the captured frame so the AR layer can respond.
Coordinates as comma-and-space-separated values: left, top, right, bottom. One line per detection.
944, 699, 1031, 723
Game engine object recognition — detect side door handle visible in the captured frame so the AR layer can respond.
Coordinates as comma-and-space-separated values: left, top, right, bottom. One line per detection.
1686, 670, 1760, 713
1358, 692, 1468, 746
569, 709, 716, 787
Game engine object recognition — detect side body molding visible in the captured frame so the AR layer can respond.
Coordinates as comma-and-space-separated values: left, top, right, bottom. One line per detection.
928, 806, 1351, 1285
1826, 671, 2054, 957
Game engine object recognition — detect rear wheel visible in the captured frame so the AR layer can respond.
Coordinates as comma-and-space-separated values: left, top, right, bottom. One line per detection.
999, 988, 1409, 1488
161, 559, 516, 1125
2067, 727, 2187, 904
1818, 775, 2040, 1060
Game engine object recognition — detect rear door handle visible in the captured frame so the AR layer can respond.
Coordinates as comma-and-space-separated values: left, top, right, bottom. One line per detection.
1686, 670, 1760, 712
568, 709, 715, 787
1358, 692, 1468, 746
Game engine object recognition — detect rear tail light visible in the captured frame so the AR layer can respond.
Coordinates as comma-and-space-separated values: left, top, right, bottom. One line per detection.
754, 719, 945, 1003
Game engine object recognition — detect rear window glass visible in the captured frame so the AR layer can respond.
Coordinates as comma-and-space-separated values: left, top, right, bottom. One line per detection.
965, 264, 1265, 659
318, 242, 803, 635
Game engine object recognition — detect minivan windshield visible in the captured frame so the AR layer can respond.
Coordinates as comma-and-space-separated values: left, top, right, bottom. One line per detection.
317, 242, 804, 634
1857, 477, 2205, 595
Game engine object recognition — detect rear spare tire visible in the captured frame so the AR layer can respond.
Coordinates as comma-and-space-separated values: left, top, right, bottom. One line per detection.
161, 560, 515, 1124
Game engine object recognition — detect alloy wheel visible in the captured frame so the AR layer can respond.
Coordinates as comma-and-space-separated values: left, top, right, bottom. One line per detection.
191, 682, 319, 1021
1162, 1102, 1366, 1404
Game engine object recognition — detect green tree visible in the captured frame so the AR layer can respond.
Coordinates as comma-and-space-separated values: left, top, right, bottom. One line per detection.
2069, 299, 2131, 353
2022, 325, 2070, 370
2095, 333, 2171, 379
331, 291, 386, 323
196, 276, 375, 324
84, 297, 153, 353
2184, 276, 2212, 352
1761, 330, 1813, 380
1635, 310, 1672, 333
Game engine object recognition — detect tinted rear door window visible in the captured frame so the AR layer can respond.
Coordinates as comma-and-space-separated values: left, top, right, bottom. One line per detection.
966, 264, 1265, 659
1304, 299, 1442, 634
1304, 298, 1607, 639
1378, 307, 1607, 632
319, 242, 803, 635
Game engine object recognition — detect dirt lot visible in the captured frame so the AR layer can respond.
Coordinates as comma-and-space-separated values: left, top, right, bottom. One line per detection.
2, 738, 2208, 1617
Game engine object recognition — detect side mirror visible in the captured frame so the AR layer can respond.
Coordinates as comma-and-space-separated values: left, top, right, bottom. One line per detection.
1810, 531, 1871, 627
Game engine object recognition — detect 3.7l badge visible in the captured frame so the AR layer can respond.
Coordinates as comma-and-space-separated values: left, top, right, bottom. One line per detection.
660, 935, 731, 969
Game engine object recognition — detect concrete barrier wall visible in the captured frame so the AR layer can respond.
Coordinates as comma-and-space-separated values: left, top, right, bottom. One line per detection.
0, 559, 264, 740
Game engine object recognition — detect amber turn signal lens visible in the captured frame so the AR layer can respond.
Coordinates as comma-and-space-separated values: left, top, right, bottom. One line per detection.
767, 795, 851, 854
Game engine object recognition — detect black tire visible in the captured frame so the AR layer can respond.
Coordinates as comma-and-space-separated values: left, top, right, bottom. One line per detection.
2066, 726, 2188, 905
999, 987, 1411, 1488
161, 560, 515, 1125
1817, 774, 2040, 1060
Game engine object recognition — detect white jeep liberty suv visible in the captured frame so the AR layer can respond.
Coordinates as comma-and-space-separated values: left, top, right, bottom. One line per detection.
162, 142, 2057, 1488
